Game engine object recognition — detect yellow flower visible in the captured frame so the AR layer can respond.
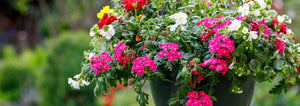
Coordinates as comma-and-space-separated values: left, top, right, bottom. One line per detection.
97, 6, 114, 19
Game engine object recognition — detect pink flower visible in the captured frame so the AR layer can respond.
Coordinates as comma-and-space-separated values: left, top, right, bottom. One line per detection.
113, 41, 135, 68
157, 43, 182, 61
186, 91, 213, 106
89, 52, 112, 75
141, 44, 145, 50
187, 91, 199, 99
199, 95, 213, 106
149, 38, 155, 41
200, 56, 228, 76
131, 55, 157, 76
275, 39, 286, 55
208, 34, 234, 59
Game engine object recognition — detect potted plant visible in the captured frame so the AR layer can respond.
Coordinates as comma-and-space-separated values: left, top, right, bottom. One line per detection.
68, 0, 300, 106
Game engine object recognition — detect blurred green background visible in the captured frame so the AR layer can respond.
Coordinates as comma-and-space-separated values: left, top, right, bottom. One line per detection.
0, 0, 299, 106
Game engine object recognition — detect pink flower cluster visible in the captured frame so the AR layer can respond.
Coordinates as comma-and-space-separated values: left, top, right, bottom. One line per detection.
208, 34, 234, 59
157, 43, 182, 61
113, 42, 128, 62
200, 56, 228, 76
249, 20, 271, 39
196, 15, 232, 42
275, 39, 286, 56
131, 55, 157, 76
113, 42, 135, 68
89, 52, 113, 75
186, 91, 213, 106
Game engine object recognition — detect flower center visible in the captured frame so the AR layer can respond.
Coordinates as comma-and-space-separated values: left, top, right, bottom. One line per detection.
244, 9, 247, 12
107, 30, 110, 33
180, 17, 182, 20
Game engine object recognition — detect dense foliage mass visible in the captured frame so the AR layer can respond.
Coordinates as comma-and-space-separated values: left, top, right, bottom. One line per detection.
70, 0, 300, 105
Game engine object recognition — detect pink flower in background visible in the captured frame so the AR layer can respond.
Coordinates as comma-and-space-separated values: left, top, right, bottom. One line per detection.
200, 56, 228, 76
131, 55, 156, 76
149, 38, 156, 41
157, 43, 182, 61
186, 91, 212, 106
89, 52, 112, 75
275, 39, 286, 55
141, 44, 145, 50
208, 34, 234, 59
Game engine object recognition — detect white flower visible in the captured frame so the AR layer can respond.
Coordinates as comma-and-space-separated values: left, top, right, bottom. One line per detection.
288, 47, 293, 53
252, 10, 260, 16
68, 78, 80, 89
229, 20, 242, 32
169, 24, 179, 31
277, 15, 284, 23
169, 12, 187, 31
297, 47, 300, 53
248, 31, 258, 41
74, 74, 81, 79
286, 29, 293, 35
100, 25, 115, 40
238, 4, 250, 17
255, 0, 266, 9
81, 80, 90, 86
242, 27, 248, 34
170, 12, 188, 25
89, 31, 95, 37
286, 19, 292, 24
228, 62, 234, 70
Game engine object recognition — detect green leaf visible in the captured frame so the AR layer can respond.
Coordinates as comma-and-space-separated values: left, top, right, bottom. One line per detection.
269, 79, 288, 95
249, 59, 261, 71
236, 44, 244, 56
259, 25, 264, 33
240, 53, 248, 63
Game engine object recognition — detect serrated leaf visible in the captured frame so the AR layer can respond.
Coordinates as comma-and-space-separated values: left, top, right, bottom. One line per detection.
269, 79, 288, 95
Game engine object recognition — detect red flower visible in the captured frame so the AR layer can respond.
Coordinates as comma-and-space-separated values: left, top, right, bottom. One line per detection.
121, 0, 149, 12
271, 19, 278, 29
292, 37, 296, 43
274, 39, 286, 56
107, 16, 117, 24
97, 13, 118, 29
97, 21, 105, 29
297, 66, 300, 73
279, 23, 288, 34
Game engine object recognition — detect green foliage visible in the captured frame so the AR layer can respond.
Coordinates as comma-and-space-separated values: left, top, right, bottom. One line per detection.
0, 61, 31, 101
0, 46, 39, 102
39, 31, 96, 106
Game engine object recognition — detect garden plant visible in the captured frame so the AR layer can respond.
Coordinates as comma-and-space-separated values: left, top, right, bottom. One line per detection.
69, 0, 300, 105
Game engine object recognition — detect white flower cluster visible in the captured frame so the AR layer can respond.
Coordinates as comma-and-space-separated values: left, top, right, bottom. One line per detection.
169, 12, 187, 31
68, 74, 90, 89
89, 25, 116, 40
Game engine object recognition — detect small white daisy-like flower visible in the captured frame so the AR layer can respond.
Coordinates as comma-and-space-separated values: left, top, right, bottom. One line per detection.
68, 78, 80, 89
255, 0, 266, 9
242, 27, 248, 34
248, 31, 258, 41
277, 15, 285, 23
100, 25, 115, 40
229, 20, 242, 32
286, 29, 293, 35
238, 4, 250, 17
252, 10, 260, 16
